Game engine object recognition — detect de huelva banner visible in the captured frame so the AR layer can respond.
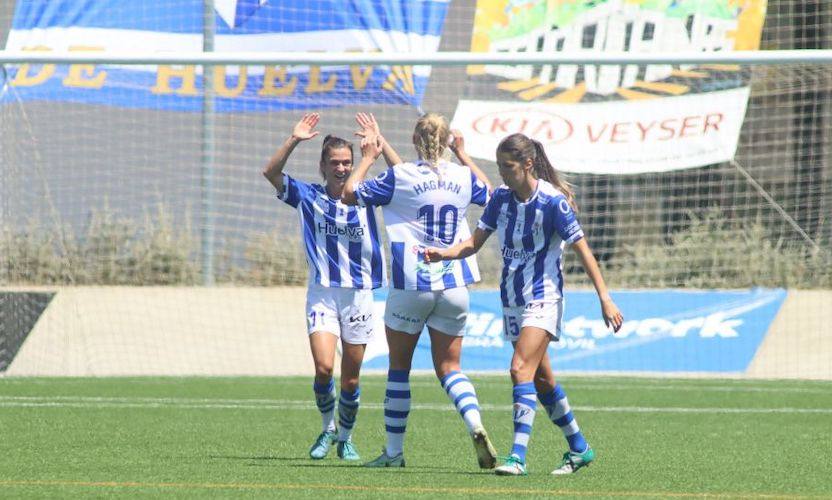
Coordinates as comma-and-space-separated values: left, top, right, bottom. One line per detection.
2, 0, 450, 112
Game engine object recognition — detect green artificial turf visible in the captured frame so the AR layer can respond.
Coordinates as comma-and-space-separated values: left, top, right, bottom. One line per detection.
1, 375, 831, 499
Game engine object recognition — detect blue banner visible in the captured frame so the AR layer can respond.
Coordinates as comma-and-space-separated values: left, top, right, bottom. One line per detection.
2, 0, 449, 111
363, 288, 787, 374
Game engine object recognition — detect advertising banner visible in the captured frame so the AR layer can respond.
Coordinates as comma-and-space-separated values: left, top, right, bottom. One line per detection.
363, 288, 786, 374
450, 0, 767, 174
3, 0, 449, 111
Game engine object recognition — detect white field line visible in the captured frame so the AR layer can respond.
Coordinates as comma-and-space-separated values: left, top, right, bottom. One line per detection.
401, 380, 832, 394
0, 395, 830, 413
3, 377, 830, 394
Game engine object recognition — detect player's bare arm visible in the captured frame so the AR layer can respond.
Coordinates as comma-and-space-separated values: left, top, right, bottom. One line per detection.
450, 129, 492, 192
571, 238, 624, 332
263, 112, 320, 192
355, 112, 403, 167
424, 227, 491, 263
341, 132, 383, 206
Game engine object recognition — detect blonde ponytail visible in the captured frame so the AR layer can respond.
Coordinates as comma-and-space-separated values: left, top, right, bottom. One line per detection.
413, 113, 450, 167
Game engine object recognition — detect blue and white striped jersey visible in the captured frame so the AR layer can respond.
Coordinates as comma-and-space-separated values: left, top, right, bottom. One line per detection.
356, 160, 489, 291
278, 173, 386, 289
477, 180, 584, 307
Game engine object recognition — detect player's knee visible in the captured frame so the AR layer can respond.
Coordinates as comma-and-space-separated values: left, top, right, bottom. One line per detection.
510, 358, 529, 381
314, 363, 334, 380
341, 377, 359, 392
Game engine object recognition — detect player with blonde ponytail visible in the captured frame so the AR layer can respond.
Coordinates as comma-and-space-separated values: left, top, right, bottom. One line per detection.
343, 112, 498, 469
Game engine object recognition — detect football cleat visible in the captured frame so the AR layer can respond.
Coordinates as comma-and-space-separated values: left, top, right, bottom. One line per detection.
336, 439, 361, 461
471, 426, 498, 469
364, 448, 405, 468
551, 447, 595, 475
308, 430, 336, 459
494, 455, 527, 476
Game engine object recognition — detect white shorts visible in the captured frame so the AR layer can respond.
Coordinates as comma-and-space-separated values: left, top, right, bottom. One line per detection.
384, 287, 469, 336
502, 300, 564, 342
306, 283, 376, 345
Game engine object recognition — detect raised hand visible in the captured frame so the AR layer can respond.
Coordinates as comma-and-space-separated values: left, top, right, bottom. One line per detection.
449, 128, 466, 154
355, 112, 381, 138
360, 133, 383, 159
292, 113, 321, 141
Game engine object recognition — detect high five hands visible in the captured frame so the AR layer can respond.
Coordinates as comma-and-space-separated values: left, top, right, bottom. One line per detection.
292, 113, 320, 141
360, 132, 384, 160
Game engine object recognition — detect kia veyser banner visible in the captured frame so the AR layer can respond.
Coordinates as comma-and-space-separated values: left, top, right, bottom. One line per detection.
451, 0, 767, 174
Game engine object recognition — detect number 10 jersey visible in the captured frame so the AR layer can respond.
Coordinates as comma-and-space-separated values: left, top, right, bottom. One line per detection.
355, 160, 489, 291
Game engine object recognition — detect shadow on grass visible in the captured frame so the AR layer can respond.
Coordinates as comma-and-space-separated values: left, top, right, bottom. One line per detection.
289, 463, 486, 476
209, 455, 303, 461
209, 455, 488, 476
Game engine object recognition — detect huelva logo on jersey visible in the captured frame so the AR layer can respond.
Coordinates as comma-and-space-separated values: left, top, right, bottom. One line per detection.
501, 246, 535, 262
316, 221, 364, 242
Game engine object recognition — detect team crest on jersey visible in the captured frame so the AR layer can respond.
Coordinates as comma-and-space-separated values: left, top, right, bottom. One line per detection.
531, 220, 542, 234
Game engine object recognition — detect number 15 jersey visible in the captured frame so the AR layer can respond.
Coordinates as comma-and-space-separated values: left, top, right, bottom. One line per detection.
355, 160, 489, 291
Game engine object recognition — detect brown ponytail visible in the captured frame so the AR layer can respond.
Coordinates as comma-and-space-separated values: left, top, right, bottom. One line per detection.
496, 133, 577, 210
530, 139, 577, 210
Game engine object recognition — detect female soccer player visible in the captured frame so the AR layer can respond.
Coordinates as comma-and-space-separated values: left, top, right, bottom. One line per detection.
262, 113, 396, 461
424, 133, 624, 476
342, 113, 498, 469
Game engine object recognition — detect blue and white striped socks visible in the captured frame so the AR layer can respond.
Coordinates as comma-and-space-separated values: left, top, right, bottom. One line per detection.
510, 382, 537, 462
337, 386, 360, 442
440, 371, 483, 432
539, 383, 588, 453
384, 369, 411, 457
313, 379, 337, 433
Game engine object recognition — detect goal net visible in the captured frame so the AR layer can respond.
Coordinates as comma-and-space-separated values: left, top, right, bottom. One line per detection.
1, 0, 830, 378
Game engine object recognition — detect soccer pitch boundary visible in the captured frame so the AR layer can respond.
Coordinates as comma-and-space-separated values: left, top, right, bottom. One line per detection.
1, 395, 830, 414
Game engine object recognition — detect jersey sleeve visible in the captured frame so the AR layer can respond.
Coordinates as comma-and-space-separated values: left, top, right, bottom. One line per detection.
355, 167, 396, 207
470, 171, 489, 207
276, 173, 310, 208
476, 190, 502, 232
552, 195, 584, 244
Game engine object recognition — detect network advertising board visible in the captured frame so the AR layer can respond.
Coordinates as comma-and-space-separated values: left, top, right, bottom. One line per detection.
363, 288, 786, 374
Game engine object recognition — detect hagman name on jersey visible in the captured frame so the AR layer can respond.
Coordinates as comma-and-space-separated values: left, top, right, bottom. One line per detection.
412, 179, 463, 196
